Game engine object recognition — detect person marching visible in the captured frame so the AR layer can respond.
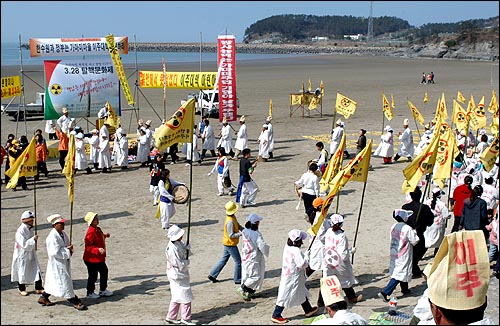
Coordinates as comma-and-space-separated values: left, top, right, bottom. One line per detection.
265, 116, 274, 159
374, 125, 394, 164
233, 115, 248, 159
150, 153, 166, 206
236, 213, 269, 301
423, 187, 451, 256
257, 124, 270, 162
88, 128, 100, 171
157, 169, 184, 230
165, 225, 195, 325
217, 117, 234, 158
83, 212, 113, 299
11, 211, 44, 296
236, 148, 259, 208
394, 118, 415, 162
271, 229, 318, 324
330, 119, 344, 158
207, 147, 236, 196
295, 162, 320, 216
207, 201, 243, 284
200, 118, 217, 160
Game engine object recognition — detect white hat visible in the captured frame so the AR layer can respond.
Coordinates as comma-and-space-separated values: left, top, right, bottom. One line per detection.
167, 224, 185, 241
239, 115, 246, 122
336, 118, 342, 125
427, 230, 489, 310
288, 229, 308, 242
330, 214, 344, 225
246, 213, 263, 224
340, 122, 345, 128
403, 118, 409, 125
84, 212, 98, 226
393, 209, 413, 222
432, 187, 445, 197
262, 124, 268, 128
120, 129, 127, 135
479, 129, 486, 135
91, 129, 98, 134
75, 133, 84, 139
384, 125, 393, 132
222, 117, 228, 124
320, 275, 345, 305
145, 120, 152, 126
47, 214, 67, 225
21, 210, 35, 221
266, 115, 272, 122
62, 107, 68, 114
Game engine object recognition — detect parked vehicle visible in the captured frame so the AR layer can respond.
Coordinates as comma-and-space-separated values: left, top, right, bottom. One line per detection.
181, 90, 239, 119
1, 92, 45, 121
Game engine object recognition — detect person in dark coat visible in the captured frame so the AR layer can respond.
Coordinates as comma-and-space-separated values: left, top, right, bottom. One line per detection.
401, 186, 434, 278
460, 185, 489, 240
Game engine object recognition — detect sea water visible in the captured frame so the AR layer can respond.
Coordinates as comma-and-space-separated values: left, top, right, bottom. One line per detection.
1, 42, 304, 67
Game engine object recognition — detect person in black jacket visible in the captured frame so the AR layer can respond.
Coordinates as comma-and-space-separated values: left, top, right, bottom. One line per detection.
460, 185, 489, 240
402, 186, 434, 278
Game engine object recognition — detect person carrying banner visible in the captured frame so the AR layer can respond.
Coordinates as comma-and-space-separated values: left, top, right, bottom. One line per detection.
330, 119, 344, 159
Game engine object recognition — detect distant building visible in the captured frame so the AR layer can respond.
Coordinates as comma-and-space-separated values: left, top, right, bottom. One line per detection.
343, 34, 364, 41
312, 36, 329, 42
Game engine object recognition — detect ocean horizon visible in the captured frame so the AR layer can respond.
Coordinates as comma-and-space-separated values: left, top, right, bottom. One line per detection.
1, 42, 305, 67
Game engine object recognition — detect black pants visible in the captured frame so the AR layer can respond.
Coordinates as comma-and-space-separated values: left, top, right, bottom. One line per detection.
451, 216, 461, 232
412, 234, 428, 275
59, 150, 68, 169
84, 260, 108, 294
272, 298, 313, 318
18, 272, 44, 291
302, 193, 316, 215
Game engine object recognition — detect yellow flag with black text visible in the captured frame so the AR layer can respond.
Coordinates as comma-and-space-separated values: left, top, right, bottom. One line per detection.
423, 92, 429, 103
382, 93, 393, 120
480, 135, 499, 172
433, 125, 459, 189
408, 100, 425, 126
309, 173, 343, 236
105, 101, 121, 129
335, 92, 357, 119
320, 133, 345, 193
488, 90, 498, 114
154, 98, 195, 152
62, 134, 76, 203
5, 138, 37, 189
452, 99, 468, 131
469, 96, 487, 131
457, 91, 466, 104
402, 132, 439, 194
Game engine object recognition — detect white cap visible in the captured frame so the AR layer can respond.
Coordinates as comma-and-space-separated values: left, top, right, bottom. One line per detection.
288, 229, 308, 242
75, 133, 84, 139
246, 213, 263, 224
403, 118, 409, 125
393, 209, 413, 222
21, 210, 35, 220
330, 214, 344, 225
167, 224, 185, 241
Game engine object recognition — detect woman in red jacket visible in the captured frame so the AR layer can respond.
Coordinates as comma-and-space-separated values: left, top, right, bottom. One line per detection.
83, 212, 113, 299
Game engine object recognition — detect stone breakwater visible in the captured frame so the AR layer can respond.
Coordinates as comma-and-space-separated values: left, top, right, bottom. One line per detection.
130, 42, 498, 61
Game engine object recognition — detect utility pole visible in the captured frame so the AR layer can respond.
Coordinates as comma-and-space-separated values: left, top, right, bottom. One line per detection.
367, 1, 373, 43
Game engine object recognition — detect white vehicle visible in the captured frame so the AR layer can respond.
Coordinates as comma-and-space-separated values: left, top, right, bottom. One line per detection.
2, 92, 45, 121
181, 90, 239, 118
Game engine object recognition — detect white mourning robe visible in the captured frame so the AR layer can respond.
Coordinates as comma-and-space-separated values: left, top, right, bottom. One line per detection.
11, 223, 42, 284
241, 227, 270, 291
276, 245, 311, 308
44, 228, 75, 299
234, 123, 248, 151
323, 229, 357, 288
258, 129, 270, 159
398, 126, 415, 157
389, 222, 419, 282
374, 131, 394, 158
165, 240, 193, 303
74, 138, 89, 170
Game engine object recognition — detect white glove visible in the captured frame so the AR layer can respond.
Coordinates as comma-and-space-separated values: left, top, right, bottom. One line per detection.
350, 247, 356, 254
185, 243, 191, 250
207, 172, 212, 177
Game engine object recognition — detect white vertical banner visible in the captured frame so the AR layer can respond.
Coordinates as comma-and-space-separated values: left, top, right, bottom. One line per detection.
217, 35, 237, 122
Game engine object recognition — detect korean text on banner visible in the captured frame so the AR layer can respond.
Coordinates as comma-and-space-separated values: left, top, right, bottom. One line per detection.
480, 135, 499, 172
29, 37, 128, 57
1, 75, 21, 99
153, 98, 196, 153
5, 138, 37, 189
139, 71, 217, 89
433, 125, 459, 189
335, 92, 357, 119
217, 35, 237, 122
43, 59, 120, 120
105, 34, 134, 106
320, 132, 345, 193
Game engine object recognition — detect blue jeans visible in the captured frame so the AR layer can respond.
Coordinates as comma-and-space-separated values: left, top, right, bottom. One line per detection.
383, 278, 408, 296
209, 245, 241, 283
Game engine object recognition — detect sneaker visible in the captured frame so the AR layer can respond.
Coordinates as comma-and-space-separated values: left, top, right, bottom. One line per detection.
247, 201, 256, 206
207, 275, 219, 283
18, 290, 29, 296
378, 291, 389, 302
304, 306, 319, 317
229, 191, 236, 196
271, 316, 288, 324
86, 292, 100, 299
217, 193, 224, 196
349, 294, 363, 304
165, 319, 181, 324
73, 302, 88, 310
99, 289, 114, 297
38, 296, 55, 306
185, 163, 190, 167
401, 289, 412, 295
236, 287, 250, 301
180, 319, 196, 325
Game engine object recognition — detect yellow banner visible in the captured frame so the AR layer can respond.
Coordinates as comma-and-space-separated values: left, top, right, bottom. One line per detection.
105, 34, 134, 105
139, 71, 217, 89
5, 138, 37, 188
480, 135, 499, 172
269, 98, 273, 118
62, 134, 76, 203
407, 100, 425, 126
291, 94, 302, 106
153, 98, 195, 152
320, 133, 345, 193
433, 125, 459, 189
469, 96, 487, 131
452, 99, 468, 131
1, 75, 21, 99
488, 90, 498, 114
382, 93, 393, 120
457, 91, 466, 104
309, 173, 342, 237
105, 101, 121, 129
336, 92, 357, 119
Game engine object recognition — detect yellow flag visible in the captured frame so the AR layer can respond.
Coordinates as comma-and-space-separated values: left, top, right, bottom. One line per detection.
490, 108, 499, 135
438, 92, 448, 120
391, 94, 395, 109
308, 96, 319, 110
488, 90, 498, 114
291, 94, 303, 105
402, 130, 439, 194
5, 138, 37, 189
308, 79, 312, 92
423, 92, 429, 103
320, 133, 346, 193
62, 134, 75, 203
335, 92, 357, 119
342, 139, 372, 183
269, 98, 273, 118
480, 135, 499, 172
407, 100, 425, 126
466, 94, 476, 116
320, 80, 325, 96
433, 125, 460, 189
452, 99, 468, 131
154, 98, 195, 152
457, 91, 466, 104
105, 34, 134, 105
105, 101, 121, 129
469, 96, 487, 131
382, 93, 393, 120
309, 172, 343, 236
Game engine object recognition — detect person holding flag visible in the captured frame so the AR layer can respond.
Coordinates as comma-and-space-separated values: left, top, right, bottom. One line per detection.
394, 118, 415, 162
6, 139, 29, 190
330, 119, 344, 157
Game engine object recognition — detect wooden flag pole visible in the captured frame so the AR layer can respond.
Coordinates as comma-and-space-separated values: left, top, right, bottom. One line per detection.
69, 201, 74, 244
351, 180, 367, 264
186, 108, 195, 251
33, 177, 38, 251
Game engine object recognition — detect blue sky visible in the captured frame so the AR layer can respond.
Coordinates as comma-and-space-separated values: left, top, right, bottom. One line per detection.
1, 1, 498, 43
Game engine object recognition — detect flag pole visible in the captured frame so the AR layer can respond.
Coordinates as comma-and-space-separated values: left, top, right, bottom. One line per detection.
33, 177, 38, 251
351, 180, 367, 264
186, 108, 195, 248
69, 201, 74, 243
335, 142, 346, 213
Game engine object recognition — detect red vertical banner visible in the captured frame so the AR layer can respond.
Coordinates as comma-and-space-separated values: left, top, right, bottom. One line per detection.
217, 35, 237, 122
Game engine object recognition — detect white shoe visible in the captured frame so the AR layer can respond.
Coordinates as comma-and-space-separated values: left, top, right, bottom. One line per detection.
165, 319, 181, 324
217, 193, 224, 196
99, 289, 114, 297
185, 163, 190, 167
86, 292, 100, 299
180, 320, 196, 325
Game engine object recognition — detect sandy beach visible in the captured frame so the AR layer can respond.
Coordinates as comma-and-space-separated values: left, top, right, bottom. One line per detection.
1, 54, 499, 325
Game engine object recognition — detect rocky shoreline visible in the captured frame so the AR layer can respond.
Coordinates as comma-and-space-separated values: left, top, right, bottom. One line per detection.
131, 41, 499, 62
